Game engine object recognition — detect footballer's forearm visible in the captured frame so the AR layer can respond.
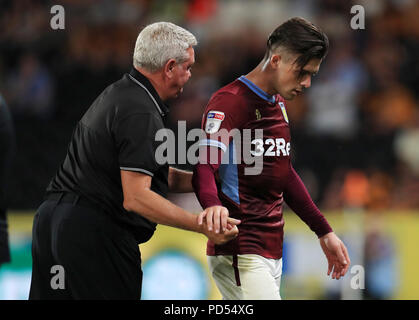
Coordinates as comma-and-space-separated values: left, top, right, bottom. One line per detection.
283, 166, 333, 238
193, 163, 222, 209
192, 146, 223, 209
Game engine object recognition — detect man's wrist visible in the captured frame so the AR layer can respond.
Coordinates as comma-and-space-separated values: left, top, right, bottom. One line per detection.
195, 214, 206, 235
319, 231, 334, 239
314, 221, 333, 239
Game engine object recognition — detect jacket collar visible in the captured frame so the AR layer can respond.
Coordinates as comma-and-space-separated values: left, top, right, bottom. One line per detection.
128, 67, 169, 117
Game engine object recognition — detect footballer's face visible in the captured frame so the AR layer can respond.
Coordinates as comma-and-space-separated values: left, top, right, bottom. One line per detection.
167, 46, 195, 99
272, 54, 321, 100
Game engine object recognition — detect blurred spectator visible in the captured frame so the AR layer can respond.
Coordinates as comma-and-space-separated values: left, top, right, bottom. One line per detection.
392, 110, 419, 209
323, 168, 400, 211
0, 0, 49, 45
367, 171, 394, 210
340, 170, 370, 210
364, 226, 398, 299
5, 53, 54, 120
0, 94, 15, 267
186, 0, 217, 24
361, 36, 416, 134
394, 112, 419, 175
291, 31, 368, 200
305, 37, 366, 139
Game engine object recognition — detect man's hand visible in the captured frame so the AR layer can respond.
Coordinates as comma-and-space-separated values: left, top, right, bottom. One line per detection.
197, 205, 241, 233
197, 205, 241, 245
203, 223, 239, 245
319, 232, 350, 280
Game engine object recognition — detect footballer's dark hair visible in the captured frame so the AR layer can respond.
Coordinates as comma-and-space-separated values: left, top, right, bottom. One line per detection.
265, 17, 329, 68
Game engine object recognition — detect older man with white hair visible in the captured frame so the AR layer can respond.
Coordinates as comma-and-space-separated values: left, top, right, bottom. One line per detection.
29, 22, 239, 300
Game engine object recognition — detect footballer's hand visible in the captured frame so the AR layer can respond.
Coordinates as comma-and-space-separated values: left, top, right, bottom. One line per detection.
203, 223, 239, 245
198, 205, 241, 234
319, 232, 350, 280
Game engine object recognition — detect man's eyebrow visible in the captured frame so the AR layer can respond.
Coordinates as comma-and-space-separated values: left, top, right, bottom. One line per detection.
300, 68, 319, 75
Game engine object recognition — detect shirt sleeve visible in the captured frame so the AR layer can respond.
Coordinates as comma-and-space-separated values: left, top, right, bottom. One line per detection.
199, 92, 248, 152
192, 147, 223, 209
193, 92, 247, 209
283, 166, 333, 238
113, 112, 161, 176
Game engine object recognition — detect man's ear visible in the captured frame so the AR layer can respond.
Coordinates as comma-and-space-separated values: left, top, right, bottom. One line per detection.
270, 54, 281, 69
164, 59, 177, 78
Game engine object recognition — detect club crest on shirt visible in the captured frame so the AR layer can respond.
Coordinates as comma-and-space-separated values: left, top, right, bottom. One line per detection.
279, 102, 289, 123
205, 111, 225, 134
255, 109, 261, 120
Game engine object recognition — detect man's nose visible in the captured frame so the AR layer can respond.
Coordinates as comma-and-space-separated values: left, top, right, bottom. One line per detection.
301, 75, 311, 88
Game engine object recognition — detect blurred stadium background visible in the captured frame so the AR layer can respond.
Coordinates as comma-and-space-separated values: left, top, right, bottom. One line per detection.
1, 0, 419, 300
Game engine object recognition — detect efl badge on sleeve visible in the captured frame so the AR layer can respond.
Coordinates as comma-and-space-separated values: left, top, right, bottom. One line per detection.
279, 102, 289, 123
205, 111, 225, 134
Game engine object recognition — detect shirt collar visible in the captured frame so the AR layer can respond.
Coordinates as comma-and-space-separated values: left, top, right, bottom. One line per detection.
238, 75, 276, 104
128, 67, 169, 117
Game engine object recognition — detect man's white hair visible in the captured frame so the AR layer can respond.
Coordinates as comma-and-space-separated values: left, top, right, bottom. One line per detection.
133, 22, 197, 73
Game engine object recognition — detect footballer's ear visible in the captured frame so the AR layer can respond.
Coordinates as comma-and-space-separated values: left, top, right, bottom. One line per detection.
164, 59, 177, 78
270, 54, 281, 69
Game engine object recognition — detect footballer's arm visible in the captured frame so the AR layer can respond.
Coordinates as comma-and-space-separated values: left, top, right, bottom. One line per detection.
283, 166, 350, 279
193, 146, 240, 233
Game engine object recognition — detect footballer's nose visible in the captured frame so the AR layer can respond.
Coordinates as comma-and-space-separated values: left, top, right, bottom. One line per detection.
301, 76, 311, 88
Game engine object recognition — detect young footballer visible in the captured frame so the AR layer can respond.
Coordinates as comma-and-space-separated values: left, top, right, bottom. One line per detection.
193, 17, 350, 300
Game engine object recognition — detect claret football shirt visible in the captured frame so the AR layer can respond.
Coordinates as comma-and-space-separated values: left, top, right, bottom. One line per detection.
193, 76, 332, 259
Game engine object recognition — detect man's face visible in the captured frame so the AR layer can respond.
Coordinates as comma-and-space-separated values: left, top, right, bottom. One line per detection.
168, 46, 195, 99
273, 54, 321, 100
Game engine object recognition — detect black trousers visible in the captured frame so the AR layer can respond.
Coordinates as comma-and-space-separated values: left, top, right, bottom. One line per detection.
29, 194, 143, 299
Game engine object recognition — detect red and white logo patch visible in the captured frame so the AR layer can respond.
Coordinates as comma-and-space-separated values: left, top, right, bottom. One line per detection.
205, 111, 225, 134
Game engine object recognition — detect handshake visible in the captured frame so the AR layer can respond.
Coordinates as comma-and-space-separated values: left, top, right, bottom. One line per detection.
197, 205, 241, 245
